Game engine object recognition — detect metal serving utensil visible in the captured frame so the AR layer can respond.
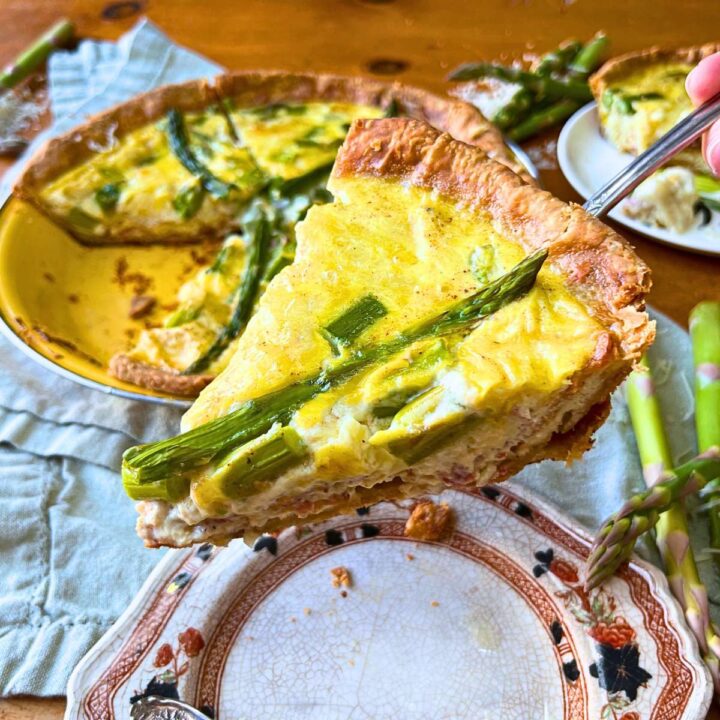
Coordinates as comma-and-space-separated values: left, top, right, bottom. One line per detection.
583, 90, 720, 218
130, 696, 213, 720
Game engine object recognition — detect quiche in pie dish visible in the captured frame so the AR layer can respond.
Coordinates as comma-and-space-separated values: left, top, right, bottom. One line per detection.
14, 72, 525, 396
590, 44, 719, 173
122, 117, 654, 548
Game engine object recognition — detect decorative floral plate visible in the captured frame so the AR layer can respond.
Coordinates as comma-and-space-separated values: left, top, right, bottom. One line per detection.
558, 102, 720, 256
65, 484, 711, 720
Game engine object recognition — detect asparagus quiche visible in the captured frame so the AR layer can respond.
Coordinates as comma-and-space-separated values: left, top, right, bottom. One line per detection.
590, 44, 719, 173
15, 72, 525, 396
122, 117, 654, 548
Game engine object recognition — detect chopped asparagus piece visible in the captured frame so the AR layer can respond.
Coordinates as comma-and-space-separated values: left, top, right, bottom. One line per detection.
166, 108, 236, 199
172, 180, 205, 219
696, 175, 720, 195
67, 206, 99, 233
123, 473, 191, 502
210, 425, 307, 500
321, 294, 389, 354
94, 183, 122, 213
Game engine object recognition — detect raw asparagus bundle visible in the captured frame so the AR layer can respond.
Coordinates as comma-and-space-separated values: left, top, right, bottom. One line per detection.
586, 450, 720, 589
619, 356, 720, 689
122, 248, 548, 500
690, 301, 720, 558
448, 33, 608, 141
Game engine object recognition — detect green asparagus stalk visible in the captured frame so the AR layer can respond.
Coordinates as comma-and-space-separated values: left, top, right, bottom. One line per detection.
122, 248, 548, 492
0, 19, 74, 92
183, 203, 270, 374
506, 99, 580, 142
447, 63, 592, 102
492, 88, 533, 130
690, 302, 720, 559
209, 425, 307, 500
534, 40, 583, 76
586, 451, 720, 590
567, 33, 609, 79
624, 356, 720, 688
166, 109, 236, 199
321, 294, 388, 354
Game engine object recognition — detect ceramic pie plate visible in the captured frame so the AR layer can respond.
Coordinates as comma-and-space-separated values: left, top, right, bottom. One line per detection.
65, 483, 711, 720
558, 102, 720, 256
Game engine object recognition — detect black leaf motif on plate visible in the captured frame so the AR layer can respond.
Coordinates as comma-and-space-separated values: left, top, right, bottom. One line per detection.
594, 643, 652, 701
253, 535, 278, 555
361, 523, 380, 538
325, 529, 344, 546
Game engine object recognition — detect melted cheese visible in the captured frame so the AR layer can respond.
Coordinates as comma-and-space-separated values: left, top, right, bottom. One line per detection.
185, 176, 605, 512
599, 62, 694, 155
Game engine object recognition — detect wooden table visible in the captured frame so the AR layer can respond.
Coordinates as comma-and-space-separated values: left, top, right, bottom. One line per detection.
0, 0, 718, 717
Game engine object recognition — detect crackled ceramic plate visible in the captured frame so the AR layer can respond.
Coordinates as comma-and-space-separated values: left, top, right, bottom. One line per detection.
65, 484, 711, 720
558, 102, 720, 256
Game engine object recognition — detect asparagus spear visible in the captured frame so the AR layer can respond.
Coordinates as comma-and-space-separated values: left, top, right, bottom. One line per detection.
122, 248, 548, 493
0, 19, 74, 92
690, 302, 720, 558
624, 356, 720, 688
321, 294, 388, 354
567, 33, 609, 79
183, 202, 270, 375
492, 88, 533, 130
447, 63, 592, 102
534, 40, 583, 76
585, 451, 720, 590
507, 99, 580, 142
166, 109, 236, 199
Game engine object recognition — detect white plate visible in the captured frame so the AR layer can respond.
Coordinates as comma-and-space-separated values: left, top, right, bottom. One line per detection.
558, 102, 720, 256
66, 484, 711, 720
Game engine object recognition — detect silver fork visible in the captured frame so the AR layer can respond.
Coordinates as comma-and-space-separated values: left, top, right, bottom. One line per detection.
130, 696, 212, 720
583, 90, 720, 218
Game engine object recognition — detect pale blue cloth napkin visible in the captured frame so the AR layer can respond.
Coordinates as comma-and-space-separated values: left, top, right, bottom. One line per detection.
0, 19, 221, 696
0, 19, 715, 698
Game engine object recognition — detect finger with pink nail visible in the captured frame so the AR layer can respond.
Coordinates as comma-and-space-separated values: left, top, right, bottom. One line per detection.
687, 53, 720, 176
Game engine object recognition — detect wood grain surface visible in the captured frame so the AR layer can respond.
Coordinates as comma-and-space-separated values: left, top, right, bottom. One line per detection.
0, 0, 719, 717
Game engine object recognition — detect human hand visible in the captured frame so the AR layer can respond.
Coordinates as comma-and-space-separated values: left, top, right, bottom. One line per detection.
686, 53, 720, 176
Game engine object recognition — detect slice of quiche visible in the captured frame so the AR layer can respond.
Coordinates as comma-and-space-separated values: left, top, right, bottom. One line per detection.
122, 118, 653, 548
590, 44, 719, 173
16, 72, 527, 396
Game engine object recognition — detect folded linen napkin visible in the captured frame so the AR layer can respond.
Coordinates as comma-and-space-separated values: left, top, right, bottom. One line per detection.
0, 18, 716, 698
0, 19, 221, 696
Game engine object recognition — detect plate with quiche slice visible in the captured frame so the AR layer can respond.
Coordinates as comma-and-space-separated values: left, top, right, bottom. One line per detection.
0, 72, 532, 404
558, 44, 720, 255
65, 485, 712, 720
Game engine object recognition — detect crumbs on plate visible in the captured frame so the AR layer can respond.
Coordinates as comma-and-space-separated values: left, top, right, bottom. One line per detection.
330, 566, 352, 589
404, 500, 455, 541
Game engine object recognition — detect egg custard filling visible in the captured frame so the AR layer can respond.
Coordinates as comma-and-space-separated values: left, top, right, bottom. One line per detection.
63, 101, 381, 380
598, 61, 694, 157
123, 156, 623, 546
